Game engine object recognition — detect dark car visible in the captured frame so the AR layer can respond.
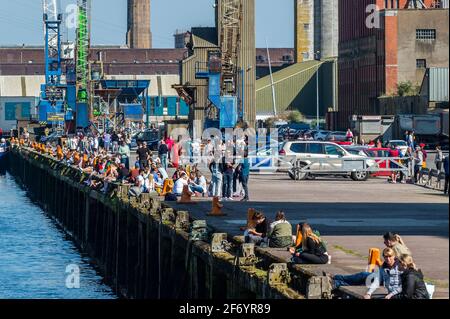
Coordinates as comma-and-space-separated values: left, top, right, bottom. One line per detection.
40, 131, 64, 144
131, 129, 161, 151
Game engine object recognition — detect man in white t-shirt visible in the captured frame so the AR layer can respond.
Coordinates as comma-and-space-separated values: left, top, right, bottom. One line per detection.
174, 173, 188, 196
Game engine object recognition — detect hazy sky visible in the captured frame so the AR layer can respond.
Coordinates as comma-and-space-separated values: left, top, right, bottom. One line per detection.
0, 0, 294, 48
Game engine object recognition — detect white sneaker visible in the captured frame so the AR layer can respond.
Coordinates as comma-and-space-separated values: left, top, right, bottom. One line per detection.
327, 254, 332, 265
228, 197, 234, 201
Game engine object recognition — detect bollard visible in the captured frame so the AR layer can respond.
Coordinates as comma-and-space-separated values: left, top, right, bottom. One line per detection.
178, 185, 195, 204
207, 197, 226, 217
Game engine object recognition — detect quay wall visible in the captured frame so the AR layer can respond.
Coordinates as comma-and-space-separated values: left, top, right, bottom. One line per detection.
7, 147, 309, 299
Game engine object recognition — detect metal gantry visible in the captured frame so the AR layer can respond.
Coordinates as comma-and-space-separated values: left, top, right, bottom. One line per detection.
219, 0, 242, 94
42, 0, 62, 86
76, 0, 91, 103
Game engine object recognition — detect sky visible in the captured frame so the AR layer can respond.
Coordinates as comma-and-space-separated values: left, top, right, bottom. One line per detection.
0, 0, 294, 48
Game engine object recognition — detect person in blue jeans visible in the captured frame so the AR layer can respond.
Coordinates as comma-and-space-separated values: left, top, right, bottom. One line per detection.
329, 248, 403, 299
240, 152, 250, 201
158, 140, 169, 170
222, 157, 234, 200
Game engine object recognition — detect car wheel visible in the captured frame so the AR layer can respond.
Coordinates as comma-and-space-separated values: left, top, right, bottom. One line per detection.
290, 162, 309, 181
351, 171, 369, 181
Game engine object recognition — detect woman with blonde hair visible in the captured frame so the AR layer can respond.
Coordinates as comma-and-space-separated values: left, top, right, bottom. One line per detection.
383, 232, 411, 257
396, 254, 430, 299
292, 223, 329, 264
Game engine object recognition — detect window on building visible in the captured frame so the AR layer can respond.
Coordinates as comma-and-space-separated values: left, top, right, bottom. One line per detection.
304, 23, 310, 31
416, 29, 436, 40
416, 59, 427, 68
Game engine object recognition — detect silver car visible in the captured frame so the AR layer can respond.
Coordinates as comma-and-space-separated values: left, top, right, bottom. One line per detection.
279, 141, 371, 181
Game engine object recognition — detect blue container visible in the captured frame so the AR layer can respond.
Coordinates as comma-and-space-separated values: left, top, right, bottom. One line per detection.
123, 104, 144, 121
76, 103, 89, 128
154, 97, 164, 116
179, 99, 189, 116
167, 97, 177, 116
220, 96, 238, 128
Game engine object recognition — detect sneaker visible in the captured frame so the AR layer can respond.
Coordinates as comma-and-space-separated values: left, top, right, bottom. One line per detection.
227, 197, 234, 201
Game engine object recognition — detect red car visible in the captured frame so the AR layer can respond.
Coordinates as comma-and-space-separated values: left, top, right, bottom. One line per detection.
365, 148, 393, 177
343, 146, 394, 177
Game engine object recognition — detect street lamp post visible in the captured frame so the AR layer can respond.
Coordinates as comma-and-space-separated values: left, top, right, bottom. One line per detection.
315, 51, 321, 130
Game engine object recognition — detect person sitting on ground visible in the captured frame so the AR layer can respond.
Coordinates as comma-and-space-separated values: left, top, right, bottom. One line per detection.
267, 211, 293, 248
129, 180, 143, 197
117, 163, 130, 182
102, 163, 119, 193
394, 254, 430, 299
172, 166, 184, 182
244, 211, 269, 246
187, 172, 204, 196
174, 172, 189, 196
329, 248, 403, 299
383, 232, 411, 257
144, 170, 155, 193
195, 171, 208, 197
128, 163, 141, 184
291, 223, 329, 264
164, 191, 178, 202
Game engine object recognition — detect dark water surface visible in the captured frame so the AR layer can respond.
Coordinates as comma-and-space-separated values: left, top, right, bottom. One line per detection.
0, 171, 116, 299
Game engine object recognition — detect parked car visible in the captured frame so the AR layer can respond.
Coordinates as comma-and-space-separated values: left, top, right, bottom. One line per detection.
314, 130, 331, 141
387, 140, 408, 155
326, 131, 348, 142
40, 131, 64, 144
279, 141, 373, 181
131, 129, 161, 151
342, 145, 370, 156
343, 146, 398, 177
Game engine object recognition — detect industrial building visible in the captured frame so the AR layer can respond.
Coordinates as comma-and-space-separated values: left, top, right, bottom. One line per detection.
0, 0, 343, 134
337, 0, 449, 129
174, 0, 256, 139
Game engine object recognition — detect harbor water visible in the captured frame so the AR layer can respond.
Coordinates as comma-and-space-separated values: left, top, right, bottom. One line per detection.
0, 170, 116, 299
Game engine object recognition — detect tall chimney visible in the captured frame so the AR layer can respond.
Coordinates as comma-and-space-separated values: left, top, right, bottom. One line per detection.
127, 0, 152, 48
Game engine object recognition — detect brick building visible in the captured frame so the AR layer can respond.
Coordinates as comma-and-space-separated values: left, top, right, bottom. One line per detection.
337, 0, 449, 129
0, 47, 294, 77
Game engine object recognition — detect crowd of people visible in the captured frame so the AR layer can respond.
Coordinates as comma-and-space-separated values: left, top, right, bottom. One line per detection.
9, 130, 253, 202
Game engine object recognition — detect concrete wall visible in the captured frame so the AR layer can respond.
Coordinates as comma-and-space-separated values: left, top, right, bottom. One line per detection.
0, 76, 44, 97
0, 75, 179, 98
0, 97, 38, 131
397, 9, 450, 85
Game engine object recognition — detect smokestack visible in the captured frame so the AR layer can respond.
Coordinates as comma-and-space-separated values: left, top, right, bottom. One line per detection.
127, 0, 152, 49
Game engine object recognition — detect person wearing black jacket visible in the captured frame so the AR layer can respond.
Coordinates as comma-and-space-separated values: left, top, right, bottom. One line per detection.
158, 140, 169, 170
292, 223, 329, 264
395, 254, 430, 299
